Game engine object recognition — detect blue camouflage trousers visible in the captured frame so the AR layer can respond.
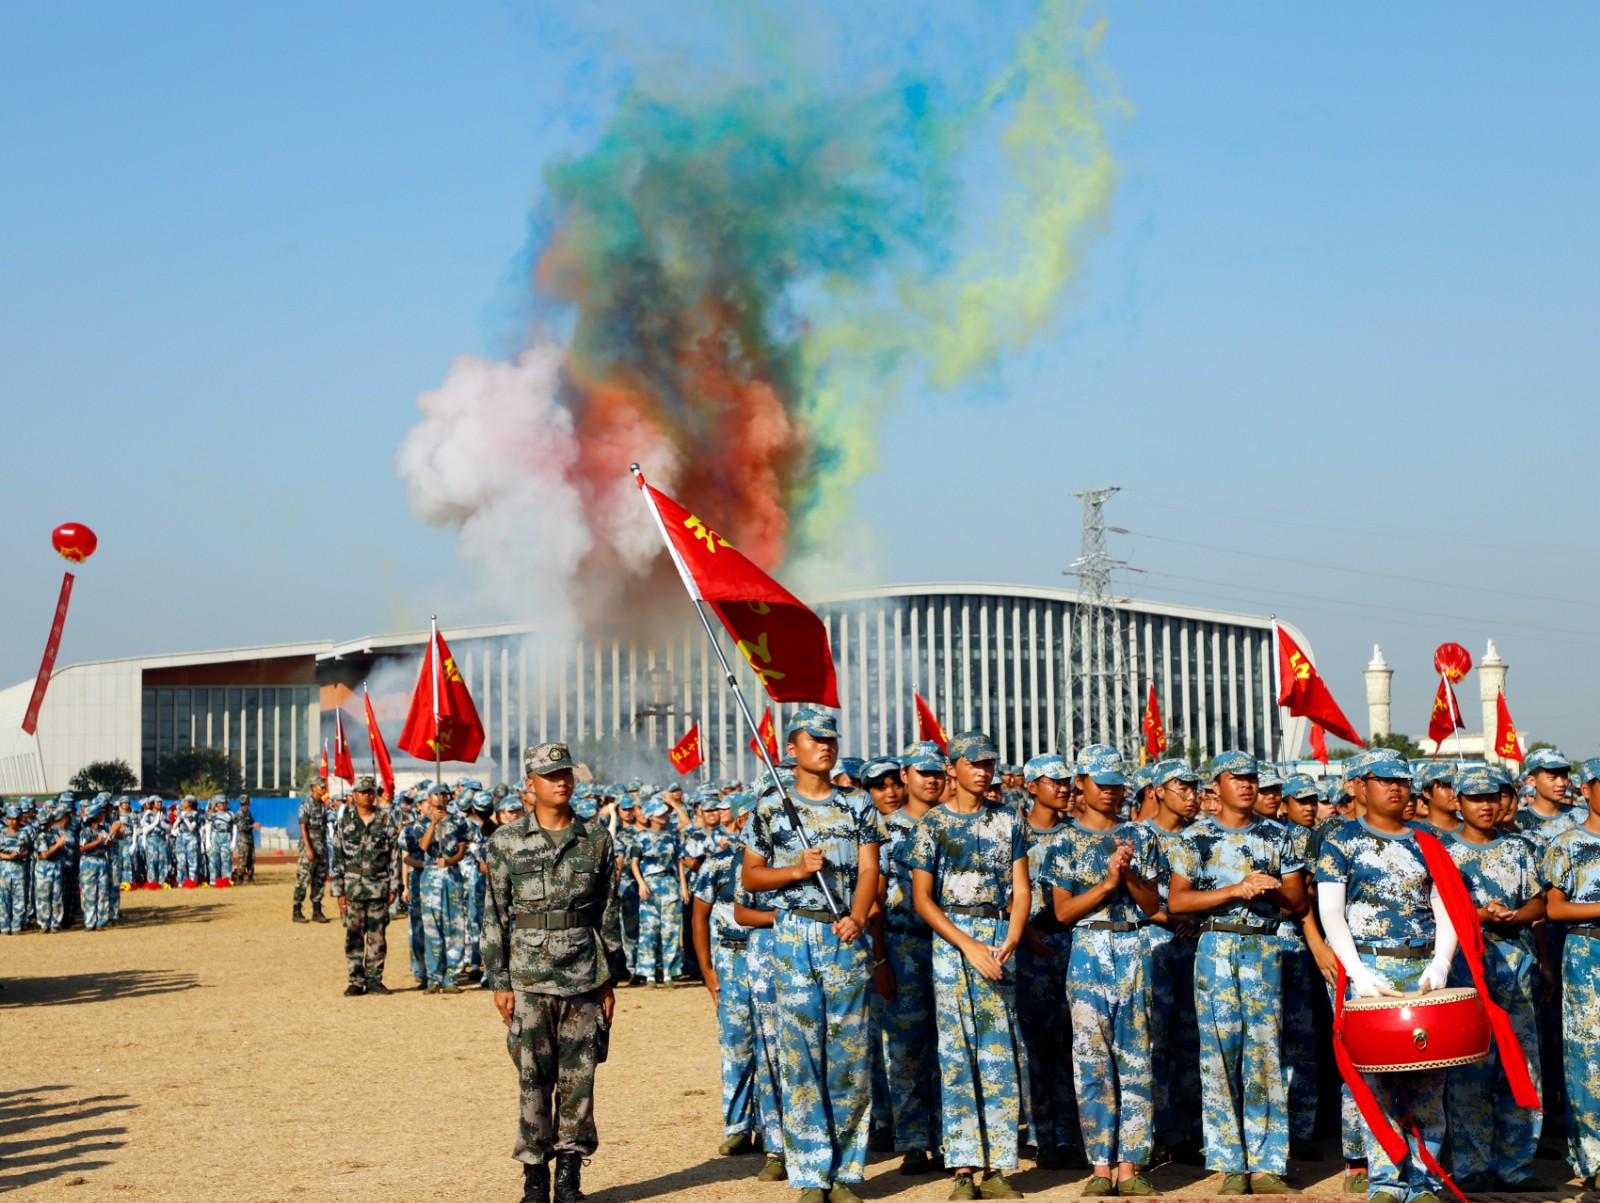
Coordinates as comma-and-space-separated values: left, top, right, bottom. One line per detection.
206, 842, 231, 882
1280, 938, 1320, 1144
462, 862, 486, 972
636, 875, 683, 982
1446, 935, 1541, 1184
1562, 931, 1600, 1180
745, 928, 786, 1155
78, 857, 111, 930
108, 846, 122, 919
174, 834, 200, 883
712, 940, 758, 1135
881, 926, 940, 1153
1351, 952, 1446, 1199
1017, 930, 1079, 1153
0, 862, 26, 933
934, 913, 1028, 1171
1067, 927, 1153, 1169
145, 840, 171, 886
419, 866, 466, 986
619, 876, 640, 975
33, 862, 65, 930
1148, 928, 1201, 1150
774, 910, 872, 1190
1195, 930, 1287, 1175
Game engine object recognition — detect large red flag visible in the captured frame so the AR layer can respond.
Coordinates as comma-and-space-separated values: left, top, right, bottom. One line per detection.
914, 692, 949, 753
636, 473, 840, 707
333, 708, 356, 784
1309, 722, 1329, 766
669, 723, 704, 776
1494, 690, 1523, 763
1275, 624, 1364, 748
747, 706, 779, 760
398, 626, 486, 763
1428, 677, 1465, 749
364, 685, 396, 797
1142, 683, 1167, 759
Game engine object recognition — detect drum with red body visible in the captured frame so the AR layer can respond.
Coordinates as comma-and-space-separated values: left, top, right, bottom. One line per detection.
1340, 987, 1489, 1072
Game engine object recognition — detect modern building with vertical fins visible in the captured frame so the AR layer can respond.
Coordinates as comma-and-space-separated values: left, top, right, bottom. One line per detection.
0, 583, 1310, 792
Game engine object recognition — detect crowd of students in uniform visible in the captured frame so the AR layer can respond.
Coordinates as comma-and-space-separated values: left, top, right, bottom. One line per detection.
0, 791, 259, 934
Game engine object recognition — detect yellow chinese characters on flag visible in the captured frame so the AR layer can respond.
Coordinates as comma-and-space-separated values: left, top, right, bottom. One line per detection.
669, 724, 704, 776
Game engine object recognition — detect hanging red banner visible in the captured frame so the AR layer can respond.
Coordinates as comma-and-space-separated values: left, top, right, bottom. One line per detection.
22, 572, 75, 735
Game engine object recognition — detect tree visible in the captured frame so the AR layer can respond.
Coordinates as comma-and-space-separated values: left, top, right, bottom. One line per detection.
69, 759, 138, 794
293, 758, 322, 794
1369, 731, 1425, 761
154, 747, 243, 796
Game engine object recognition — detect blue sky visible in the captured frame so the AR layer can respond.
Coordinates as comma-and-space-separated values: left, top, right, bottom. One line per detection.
3, 2, 1596, 751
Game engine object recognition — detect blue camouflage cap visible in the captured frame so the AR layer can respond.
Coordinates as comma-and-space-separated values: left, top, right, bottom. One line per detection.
833, 757, 867, 781
1257, 766, 1284, 791
1486, 765, 1514, 789
1075, 743, 1127, 786
900, 741, 946, 772
3, 803, 22, 821
1282, 774, 1319, 802
947, 731, 1000, 763
471, 790, 495, 813
727, 790, 756, 818
1414, 762, 1452, 788
1150, 758, 1199, 787
1576, 758, 1600, 785
1128, 764, 1153, 791
616, 794, 636, 810
1208, 750, 1259, 779
83, 798, 108, 819
1321, 778, 1345, 804
861, 757, 902, 783
573, 798, 598, 819
1358, 750, 1412, 781
1526, 747, 1571, 774
1024, 753, 1071, 782
500, 796, 525, 813
641, 798, 668, 818
785, 708, 840, 741
58, 791, 75, 803
1453, 764, 1499, 796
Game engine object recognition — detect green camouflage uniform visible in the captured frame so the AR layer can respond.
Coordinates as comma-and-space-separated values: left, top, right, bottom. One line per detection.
328, 806, 400, 987
483, 805, 625, 1166
295, 795, 328, 905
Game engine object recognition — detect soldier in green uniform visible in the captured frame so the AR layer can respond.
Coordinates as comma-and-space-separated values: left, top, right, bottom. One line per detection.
295, 779, 331, 923
484, 742, 625, 1203
330, 776, 400, 996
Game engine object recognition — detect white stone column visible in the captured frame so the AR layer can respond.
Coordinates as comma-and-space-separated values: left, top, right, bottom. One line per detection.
1480, 640, 1507, 765
1364, 645, 1393, 739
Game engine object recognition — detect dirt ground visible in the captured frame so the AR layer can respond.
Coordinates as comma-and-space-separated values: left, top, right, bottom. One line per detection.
1, 865, 1589, 1202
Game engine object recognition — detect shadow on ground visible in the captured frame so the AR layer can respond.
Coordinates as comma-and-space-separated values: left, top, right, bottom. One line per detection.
113, 900, 225, 928
0, 1085, 133, 1192
0, 968, 200, 1008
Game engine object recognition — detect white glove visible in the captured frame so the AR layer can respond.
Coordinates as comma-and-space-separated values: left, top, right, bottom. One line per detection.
1348, 966, 1391, 998
1417, 957, 1453, 994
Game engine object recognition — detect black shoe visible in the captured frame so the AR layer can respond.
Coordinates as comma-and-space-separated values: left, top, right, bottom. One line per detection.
367, 981, 392, 996
521, 1161, 551, 1203
343, 983, 366, 996
293, 906, 308, 924
311, 906, 331, 923
553, 1152, 584, 1203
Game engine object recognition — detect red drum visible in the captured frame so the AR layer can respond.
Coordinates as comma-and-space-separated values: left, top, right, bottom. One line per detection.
1341, 987, 1489, 1072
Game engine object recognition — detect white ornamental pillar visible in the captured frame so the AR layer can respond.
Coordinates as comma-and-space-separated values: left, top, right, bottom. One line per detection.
1364, 645, 1393, 739
1480, 640, 1507, 763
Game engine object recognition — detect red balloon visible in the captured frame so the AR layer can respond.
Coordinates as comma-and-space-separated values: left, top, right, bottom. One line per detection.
1434, 641, 1471, 683
51, 523, 98, 564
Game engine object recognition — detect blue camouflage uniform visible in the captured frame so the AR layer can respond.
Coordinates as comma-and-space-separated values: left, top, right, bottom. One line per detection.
1541, 800, 1600, 1182
1316, 773, 1450, 1203
418, 805, 471, 988
691, 811, 758, 1139
172, 803, 203, 884
740, 709, 880, 1194
907, 731, 1030, 1174
1016, 753, 1082, 1161
462, 793, 494, 975
33, 810, 73, 931
141, 803, 172, 886
1442, 764, 1543, 1187
76, 800, 113, 929
1276, 776, 1323, 1150
0, 805, 30, 933
742, 863, 787, 1162
206, 799, 236, 882
1168, 751, 1300, 1179
1039, 744, 1157, 1172
632, 807, 684, 982
874, 747, 942, 1158
402, 809, 430, 981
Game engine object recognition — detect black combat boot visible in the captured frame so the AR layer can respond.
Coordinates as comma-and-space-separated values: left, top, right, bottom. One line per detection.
553, 1153, 584, 1203
520, 1161, 551, 1203
311, 903, 330, 923
292, 903, 307, 924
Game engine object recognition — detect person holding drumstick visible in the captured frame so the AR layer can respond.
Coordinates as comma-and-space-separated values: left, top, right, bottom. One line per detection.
1314, 752, 1458, 1203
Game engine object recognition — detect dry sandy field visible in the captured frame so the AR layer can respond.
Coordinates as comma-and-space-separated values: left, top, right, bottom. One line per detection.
1, 865, 1589, 1201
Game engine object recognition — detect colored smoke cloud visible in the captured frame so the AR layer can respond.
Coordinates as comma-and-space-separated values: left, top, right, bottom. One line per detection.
399, 0, 1120, 630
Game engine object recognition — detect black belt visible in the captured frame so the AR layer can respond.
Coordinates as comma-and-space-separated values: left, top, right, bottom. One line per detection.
947, 904, 1007, 919
786, 907, 838, 924
1567, 926, 1600, 939
716, 934, 750, 947
886, 921, 931, 938
1355, 942, 1435, 959
1079, 920, 1139, 932
514, 911, 595, 931
1202, 920, 1274, 936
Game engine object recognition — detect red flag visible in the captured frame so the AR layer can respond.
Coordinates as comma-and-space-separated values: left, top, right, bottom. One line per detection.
1275, 624, 1365, 748
398, 625, 486, 764
364, 686, 396, 797
1142, 683, 1167, 759
1493, 690, 1523, 763
914, 692, 949, 753
636, 473, 840, 707
333, 708, 356, 784
319, 742, 329, 781
669, 723, 704, 776
747, 706, 779, 760
1309, 722, 1329, 765
1429, 677, 1465, 748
